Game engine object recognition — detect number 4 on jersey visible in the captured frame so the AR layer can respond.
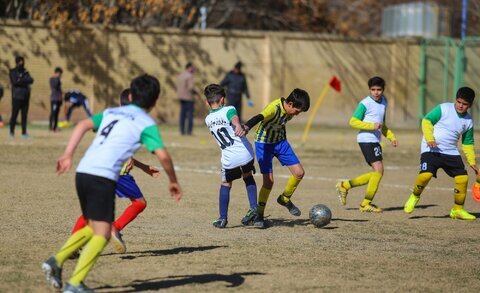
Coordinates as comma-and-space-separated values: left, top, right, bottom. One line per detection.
100, 120, 119, 144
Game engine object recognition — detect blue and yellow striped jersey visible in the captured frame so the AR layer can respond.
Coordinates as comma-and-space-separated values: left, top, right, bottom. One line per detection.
255, 98, 293, 143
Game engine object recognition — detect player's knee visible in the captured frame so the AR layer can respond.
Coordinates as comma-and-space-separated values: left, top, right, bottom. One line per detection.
295, 169, 305, 180
133, 200, 147, 211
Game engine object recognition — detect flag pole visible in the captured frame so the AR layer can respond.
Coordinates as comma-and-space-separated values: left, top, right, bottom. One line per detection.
301, 83, 330, 145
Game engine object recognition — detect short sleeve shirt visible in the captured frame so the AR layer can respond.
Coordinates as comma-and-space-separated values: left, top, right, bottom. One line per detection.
76, 105, 164, 181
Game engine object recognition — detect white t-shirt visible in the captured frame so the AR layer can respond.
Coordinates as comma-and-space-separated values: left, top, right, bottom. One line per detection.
354, 96, 387, 143
205, 106, 254, 169
77, 105, 164, 181
421, 103, 473, 156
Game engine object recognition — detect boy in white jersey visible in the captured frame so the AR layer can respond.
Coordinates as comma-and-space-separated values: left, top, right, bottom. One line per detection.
336, 76, 398, 212
404, 87, 477, 220
204, 84, 258, 228
70, 88, 160, 255
42, 74, 182, 292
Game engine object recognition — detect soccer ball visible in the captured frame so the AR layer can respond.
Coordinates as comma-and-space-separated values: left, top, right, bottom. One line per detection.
309, 204, 332, 228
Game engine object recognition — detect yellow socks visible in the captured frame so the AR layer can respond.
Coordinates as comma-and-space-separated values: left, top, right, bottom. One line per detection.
349, 172, 373, 188
257, 186, 272, 216
68, 235, 108, 286
453, 175, 468, 207
412, 172, 433, 196
364, 172, 382, 202
280, 175, 302, 202
54, 226, 93, 266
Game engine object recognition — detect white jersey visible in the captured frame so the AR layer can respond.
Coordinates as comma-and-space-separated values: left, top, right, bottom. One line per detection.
421, 103, 473, 156
205, 106, 254, 169
77, 105, 164, 181
356, 96, 387, 143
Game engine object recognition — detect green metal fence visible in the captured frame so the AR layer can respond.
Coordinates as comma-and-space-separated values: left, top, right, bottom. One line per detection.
419, 37, 480, 126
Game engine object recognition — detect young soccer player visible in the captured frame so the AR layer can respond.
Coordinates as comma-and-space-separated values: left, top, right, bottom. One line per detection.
243, 88, 310, 228
70, 89, 160, 254
404, 87, 477, 220
204, 84, 258, 228
336, 76, 398, 212
41, 74, 182, 292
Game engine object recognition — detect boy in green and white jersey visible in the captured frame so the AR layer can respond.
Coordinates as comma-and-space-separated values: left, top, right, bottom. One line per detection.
404, 87, 477, 220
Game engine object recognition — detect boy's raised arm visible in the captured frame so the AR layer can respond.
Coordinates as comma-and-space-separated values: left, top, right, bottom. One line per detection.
57, 118, 94, 174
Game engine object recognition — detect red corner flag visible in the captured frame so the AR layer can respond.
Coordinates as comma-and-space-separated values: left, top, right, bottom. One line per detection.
329, 76, 341, 93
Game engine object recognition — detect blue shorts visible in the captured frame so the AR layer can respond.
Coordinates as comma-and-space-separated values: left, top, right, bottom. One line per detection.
116, 174, 144, 199
255, 140, 300, 174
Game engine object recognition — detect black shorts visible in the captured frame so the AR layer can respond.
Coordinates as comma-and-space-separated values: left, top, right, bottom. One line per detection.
359, 143, 383, 165
419, 152, 467, 178
222, 160, 256, 183
76, 172, 116, 222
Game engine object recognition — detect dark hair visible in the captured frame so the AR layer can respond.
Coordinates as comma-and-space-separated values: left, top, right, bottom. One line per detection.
54, 67, 63, 74
285, 88, 310, 112
119, 88, 131, 106
15, 56, 24, 64
368, 76, 385, 89
130, 74, 161, 109
456, 87, 475, 104
234, 61, 242, 69
204, 84, 225, 105
185, 62, 193, 69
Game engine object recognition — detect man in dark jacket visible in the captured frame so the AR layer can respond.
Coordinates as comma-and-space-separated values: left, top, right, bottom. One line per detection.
49, 67, 63, 132
9, 56, 34, 138
220, 62, 252, 122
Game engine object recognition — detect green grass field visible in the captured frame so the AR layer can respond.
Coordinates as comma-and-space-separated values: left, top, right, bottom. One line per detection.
1, 124, 479, 292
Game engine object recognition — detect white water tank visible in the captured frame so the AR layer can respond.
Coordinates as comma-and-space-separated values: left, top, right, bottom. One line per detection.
383, 2, 450, 38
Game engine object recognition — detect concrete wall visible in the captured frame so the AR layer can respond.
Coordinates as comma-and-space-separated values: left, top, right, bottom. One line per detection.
0, 21, 421, 127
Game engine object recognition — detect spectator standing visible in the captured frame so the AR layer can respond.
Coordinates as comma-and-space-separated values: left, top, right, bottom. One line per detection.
49, 67, 63, 132
176, 62, 196, 135
220, 61, 252, 122
9, 56, 34, 138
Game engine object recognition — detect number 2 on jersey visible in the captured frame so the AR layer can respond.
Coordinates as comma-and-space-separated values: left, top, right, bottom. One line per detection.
211, 127, 234, 149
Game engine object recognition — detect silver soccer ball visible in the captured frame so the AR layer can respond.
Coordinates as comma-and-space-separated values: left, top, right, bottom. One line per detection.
309, 204, 332, 228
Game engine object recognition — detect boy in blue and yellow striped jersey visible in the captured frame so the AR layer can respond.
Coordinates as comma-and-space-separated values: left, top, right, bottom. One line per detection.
243, 89, 310, 228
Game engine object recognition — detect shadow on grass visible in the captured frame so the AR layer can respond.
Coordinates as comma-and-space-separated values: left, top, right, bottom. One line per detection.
102, 245, 226, 260
383, 204, 437, 212
408, 214, 450, 219
269, 218, 311, 227
95, 272, 265, 292
332, 218, 368, 222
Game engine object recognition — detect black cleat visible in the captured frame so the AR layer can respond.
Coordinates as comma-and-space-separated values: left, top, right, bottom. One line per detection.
277, 195, 301, 216
241, 208, 257, 225
212, 218, 228, 228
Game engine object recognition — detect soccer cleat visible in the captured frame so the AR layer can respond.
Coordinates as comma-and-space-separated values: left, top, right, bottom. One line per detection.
252, 214, 267, 229
63, 282, 94, 293
111, 228, 127, 253
359, 203, 383, 213
212, 218, 228, 228
472, 184, 480, 203
276, 195, 301, 216
241, 208, 257, 225
21, 134, 32, 139
449, 208, 476, 220
336, 181, 349, 205
41, 256, 62, 289
404, 193, 420, 214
